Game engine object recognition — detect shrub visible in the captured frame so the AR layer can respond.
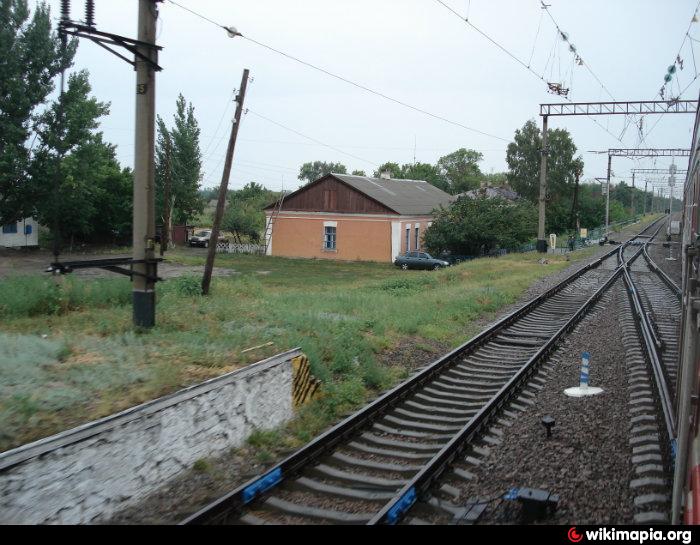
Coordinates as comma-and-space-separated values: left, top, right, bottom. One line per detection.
166, 274, 202, 297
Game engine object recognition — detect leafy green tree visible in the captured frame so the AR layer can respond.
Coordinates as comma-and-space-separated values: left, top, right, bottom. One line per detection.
372, 162, 402, 178
483, 172, 508, 185
69, 135, 133, 242
402, 162, 450, 193
298, 161, 347, 184
31, 70, 111, 246
155, 94, 204, 225
223, 182, 280, 243
351, 170, 366, 176
0, 0, 76, 224
436, 148, 483, 194
506, 119, 583, 233
372, 162, 449, 192
424, 196, 537, 255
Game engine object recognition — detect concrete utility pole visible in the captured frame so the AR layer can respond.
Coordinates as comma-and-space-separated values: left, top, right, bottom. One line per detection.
537, 115, 548, 253
605, 153, 612, 237
631, 171, 635, 217
202, 69, 250, 296
643, 180, 648, 215
132, 0, 158, 327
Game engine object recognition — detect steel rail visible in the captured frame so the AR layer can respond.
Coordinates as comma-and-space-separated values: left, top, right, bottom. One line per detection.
622, 226, 677, 466
370, 261, 626, 524
642, 245, 682, 299
181, 218, 664, 525
376, 220, 665, 525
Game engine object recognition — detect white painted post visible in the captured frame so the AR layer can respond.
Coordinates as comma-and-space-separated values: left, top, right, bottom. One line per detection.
564, 351, 603, 397
579, 351, 590, 389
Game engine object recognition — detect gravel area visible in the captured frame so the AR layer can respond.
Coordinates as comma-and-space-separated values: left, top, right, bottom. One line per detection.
645, 214, 682, 287
424, 282, 637, 524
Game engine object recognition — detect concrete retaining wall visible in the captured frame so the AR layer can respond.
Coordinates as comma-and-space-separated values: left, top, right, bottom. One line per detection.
0, 348, 301, 524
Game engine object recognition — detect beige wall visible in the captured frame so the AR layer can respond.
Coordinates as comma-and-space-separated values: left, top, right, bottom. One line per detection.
399, 220, 432, 254
268, 213, 433, 262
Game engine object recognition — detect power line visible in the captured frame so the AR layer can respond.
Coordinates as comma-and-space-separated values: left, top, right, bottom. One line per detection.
435, 0, 545, 82
166, 0, 509, 142
539, 1, 616, 101
201, 90, 235, 157
245, 109, 378, 166
433, 0, 624, 144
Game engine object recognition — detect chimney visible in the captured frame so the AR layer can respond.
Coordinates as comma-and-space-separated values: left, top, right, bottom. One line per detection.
380, 171, 391, 179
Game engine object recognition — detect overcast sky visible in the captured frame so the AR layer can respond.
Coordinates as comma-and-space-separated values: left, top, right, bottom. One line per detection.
43, 0, 700, 196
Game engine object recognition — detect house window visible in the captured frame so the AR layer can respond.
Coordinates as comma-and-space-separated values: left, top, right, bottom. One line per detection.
324, 225, 336, 250
415, 226, 420, 250
24, 224, 32, 235
405, 226, 411, 253
2, 223, 17, 234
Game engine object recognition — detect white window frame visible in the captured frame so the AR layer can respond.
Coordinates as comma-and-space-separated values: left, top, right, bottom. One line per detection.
323, 221, 337, 251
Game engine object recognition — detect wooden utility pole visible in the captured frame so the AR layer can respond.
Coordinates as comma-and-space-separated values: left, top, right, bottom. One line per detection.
132, 0, 159, 327
202, 69, 250, 296
160, 134, 172, 257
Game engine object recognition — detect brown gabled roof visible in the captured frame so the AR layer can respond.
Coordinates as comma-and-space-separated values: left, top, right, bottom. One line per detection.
266, 173, 453, 215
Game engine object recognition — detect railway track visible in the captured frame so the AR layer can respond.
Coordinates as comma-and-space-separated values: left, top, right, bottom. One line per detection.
621, 226, 681, 467
182, 219, 665, 526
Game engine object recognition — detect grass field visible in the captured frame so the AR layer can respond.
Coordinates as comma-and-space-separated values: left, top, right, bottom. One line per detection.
0, 219, 657, 453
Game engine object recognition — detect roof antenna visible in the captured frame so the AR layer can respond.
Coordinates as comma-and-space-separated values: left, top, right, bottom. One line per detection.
413, 135, 417, 166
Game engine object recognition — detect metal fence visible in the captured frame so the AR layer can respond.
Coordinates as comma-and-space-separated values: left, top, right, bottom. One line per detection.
216, 242, 265, 254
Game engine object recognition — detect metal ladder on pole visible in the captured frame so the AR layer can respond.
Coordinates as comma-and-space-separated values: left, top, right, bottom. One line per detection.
263, 192, 285, 255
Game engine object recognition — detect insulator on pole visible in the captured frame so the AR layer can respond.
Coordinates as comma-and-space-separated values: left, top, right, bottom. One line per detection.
60, 0, 70, 21
85, 0, 95, 28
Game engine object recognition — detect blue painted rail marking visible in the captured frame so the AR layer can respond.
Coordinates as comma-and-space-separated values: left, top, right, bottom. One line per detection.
385, 487, 417, 524
242, 467, 283, 504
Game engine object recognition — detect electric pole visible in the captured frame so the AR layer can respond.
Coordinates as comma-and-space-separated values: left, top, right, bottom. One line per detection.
643, 180, 648, 216
537, 115, 548, 253
202, 69, 250, 296
631, 171, 635, 217
132, 0, 158, 327
605, 153, 612, 237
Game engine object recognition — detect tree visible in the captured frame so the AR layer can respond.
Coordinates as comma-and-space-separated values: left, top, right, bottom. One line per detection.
351, 170, 366, 176
372, 162, 449, 192
223, 182, 280, 243
402, 162, 450, 193
373, 162, 402, 178
31, 70, 112, 247
0, 0, 76, 224
424, 196, 537, 256
155, 94, 204, 226
298, 161, 347, 184
436, 148, 483, 194
506, 119, 583, 233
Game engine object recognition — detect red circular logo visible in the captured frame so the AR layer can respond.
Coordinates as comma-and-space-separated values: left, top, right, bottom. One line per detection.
568, 527, 584, 543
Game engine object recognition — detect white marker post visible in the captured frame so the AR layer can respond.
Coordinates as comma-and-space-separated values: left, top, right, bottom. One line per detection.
565, 351, 603, 397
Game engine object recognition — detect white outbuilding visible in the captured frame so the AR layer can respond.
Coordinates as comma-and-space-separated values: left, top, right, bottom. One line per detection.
1, 218, 39, 248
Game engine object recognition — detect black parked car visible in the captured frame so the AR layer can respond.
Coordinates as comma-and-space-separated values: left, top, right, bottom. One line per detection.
394, 251, 450, 270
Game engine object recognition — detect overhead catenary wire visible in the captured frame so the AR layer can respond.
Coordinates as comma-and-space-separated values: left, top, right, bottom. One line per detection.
245, 108, 378, 166
433, 0, 625, 145
166, 0, 509, 142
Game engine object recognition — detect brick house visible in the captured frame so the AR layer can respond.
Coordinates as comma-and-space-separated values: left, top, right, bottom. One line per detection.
263, 173, 454, 262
